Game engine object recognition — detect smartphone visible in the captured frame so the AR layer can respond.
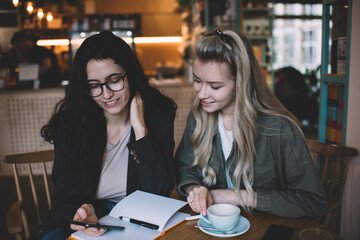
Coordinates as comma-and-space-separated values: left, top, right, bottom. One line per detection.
69, 220, 125, 230
262, 224, 295, 240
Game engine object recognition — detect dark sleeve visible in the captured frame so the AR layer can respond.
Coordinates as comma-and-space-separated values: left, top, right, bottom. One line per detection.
174, 112, 203, 198
256, 120, 328, 218
126, 106, 176, 196
29, 127, 83, 239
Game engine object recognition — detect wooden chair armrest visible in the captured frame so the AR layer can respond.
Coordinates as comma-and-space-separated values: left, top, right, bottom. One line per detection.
6, 200, 24, 234
328, 198, 341, 212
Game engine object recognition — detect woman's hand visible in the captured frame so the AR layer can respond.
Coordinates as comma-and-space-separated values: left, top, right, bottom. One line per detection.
70, 203, 107, 237
130, 92, 148, 140
186, 185, 214, 216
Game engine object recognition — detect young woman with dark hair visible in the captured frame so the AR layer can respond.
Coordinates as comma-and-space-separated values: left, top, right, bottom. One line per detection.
30, 31, 177, 240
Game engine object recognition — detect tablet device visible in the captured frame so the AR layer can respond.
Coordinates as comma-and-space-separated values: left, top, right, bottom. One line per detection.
69, 220, 125, 230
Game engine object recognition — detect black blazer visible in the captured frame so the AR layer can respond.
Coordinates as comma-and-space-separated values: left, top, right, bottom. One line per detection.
29, 105, 176, 239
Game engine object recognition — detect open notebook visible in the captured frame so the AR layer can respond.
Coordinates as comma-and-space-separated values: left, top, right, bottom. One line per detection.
71, 190, 190, 240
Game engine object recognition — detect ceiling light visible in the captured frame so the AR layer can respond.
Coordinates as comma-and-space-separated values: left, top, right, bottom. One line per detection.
37, 8, 44, 19
26, 2, 34, 14
46, 12, 53, 21
12, 0, 19, 7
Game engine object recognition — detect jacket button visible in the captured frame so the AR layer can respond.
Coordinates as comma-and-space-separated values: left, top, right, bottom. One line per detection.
130, 149, 136, 156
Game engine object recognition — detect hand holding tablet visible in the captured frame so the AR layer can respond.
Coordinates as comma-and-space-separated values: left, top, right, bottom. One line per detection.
69, 220, 125, 230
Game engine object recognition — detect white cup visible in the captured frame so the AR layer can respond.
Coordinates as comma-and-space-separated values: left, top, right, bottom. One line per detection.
201, 204, 240, 231
299, 228, 333, 240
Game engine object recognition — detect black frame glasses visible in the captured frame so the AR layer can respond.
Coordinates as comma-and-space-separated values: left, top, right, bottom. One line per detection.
87, 72, 127, 97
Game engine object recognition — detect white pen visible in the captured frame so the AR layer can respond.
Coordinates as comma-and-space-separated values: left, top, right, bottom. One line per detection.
185, 214, 202, 221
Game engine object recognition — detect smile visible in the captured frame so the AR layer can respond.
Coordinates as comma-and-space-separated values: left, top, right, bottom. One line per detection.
201, 100, 215, 107
104, 98, 119, 106
201, 100, 214, 104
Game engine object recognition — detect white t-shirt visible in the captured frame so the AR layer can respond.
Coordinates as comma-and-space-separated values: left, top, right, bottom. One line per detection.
96, 126, 131, 202
218, 113, 234, 189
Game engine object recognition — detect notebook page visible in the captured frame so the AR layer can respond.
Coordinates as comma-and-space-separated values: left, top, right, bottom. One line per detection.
109, 190, 187, 231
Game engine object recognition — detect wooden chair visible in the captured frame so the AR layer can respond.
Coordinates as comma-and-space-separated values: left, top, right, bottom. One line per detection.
3, 150, 54, 240
306, 139, 358, 233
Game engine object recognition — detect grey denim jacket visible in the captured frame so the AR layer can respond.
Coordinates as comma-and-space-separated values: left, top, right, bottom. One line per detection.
175, 112, 328, 218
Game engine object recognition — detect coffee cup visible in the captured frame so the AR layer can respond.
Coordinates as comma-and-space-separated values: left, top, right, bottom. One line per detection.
201, 203, 240, 231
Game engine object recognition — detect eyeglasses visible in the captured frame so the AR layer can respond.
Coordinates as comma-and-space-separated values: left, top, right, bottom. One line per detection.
87, 73, 127, 97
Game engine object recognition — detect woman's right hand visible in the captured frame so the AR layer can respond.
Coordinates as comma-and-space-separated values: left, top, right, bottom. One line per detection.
70, 203, 107, 237
186, 185, 214, 216
130, 92, 148, 140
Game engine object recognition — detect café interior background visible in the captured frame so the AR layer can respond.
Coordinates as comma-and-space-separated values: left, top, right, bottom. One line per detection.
0, 0, 325, 84
1, 0, 360, 240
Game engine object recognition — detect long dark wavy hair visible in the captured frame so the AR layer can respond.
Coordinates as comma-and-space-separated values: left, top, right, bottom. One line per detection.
41, 31, 176, 154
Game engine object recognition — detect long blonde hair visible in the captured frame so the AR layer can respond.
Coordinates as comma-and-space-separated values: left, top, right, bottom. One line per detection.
190, 28, 302, 211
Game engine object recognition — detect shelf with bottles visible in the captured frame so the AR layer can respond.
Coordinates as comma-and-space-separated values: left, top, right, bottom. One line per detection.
321, 1, 348, 76
191, 0, 241, 41
190, 0, 274, 87
205, 0, 240, 31
241, 0, 274, 88
318, 0, 352, 144
19, 12, 71, 38
252, 43, 270, 65
241, 2, 272, 40
19, 13, 141, 39
67, 14, 141, 36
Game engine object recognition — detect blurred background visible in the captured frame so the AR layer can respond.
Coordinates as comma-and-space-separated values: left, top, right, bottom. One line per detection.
1, 1, 359, 240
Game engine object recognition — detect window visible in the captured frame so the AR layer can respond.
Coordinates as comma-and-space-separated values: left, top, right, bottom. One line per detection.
284, 33, 295, 65
273, 3, 322, 73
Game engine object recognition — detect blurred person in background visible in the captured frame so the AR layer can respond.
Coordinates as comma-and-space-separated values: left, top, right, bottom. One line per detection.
9, 31, 61, 88
274, 66, 319, 134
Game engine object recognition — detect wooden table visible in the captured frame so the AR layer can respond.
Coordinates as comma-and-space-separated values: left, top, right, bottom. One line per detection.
160, 206, 340, 240
67, 205, 340, 240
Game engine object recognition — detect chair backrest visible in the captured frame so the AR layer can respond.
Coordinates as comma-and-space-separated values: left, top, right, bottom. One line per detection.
3, 149, 54, 239
306, 139, 358, 232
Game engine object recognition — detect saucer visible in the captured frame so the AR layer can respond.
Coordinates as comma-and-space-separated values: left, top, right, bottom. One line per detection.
197, 216, 250, 238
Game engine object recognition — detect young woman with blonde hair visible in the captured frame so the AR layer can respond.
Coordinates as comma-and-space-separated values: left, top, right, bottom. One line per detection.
175, 28, 327, 218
